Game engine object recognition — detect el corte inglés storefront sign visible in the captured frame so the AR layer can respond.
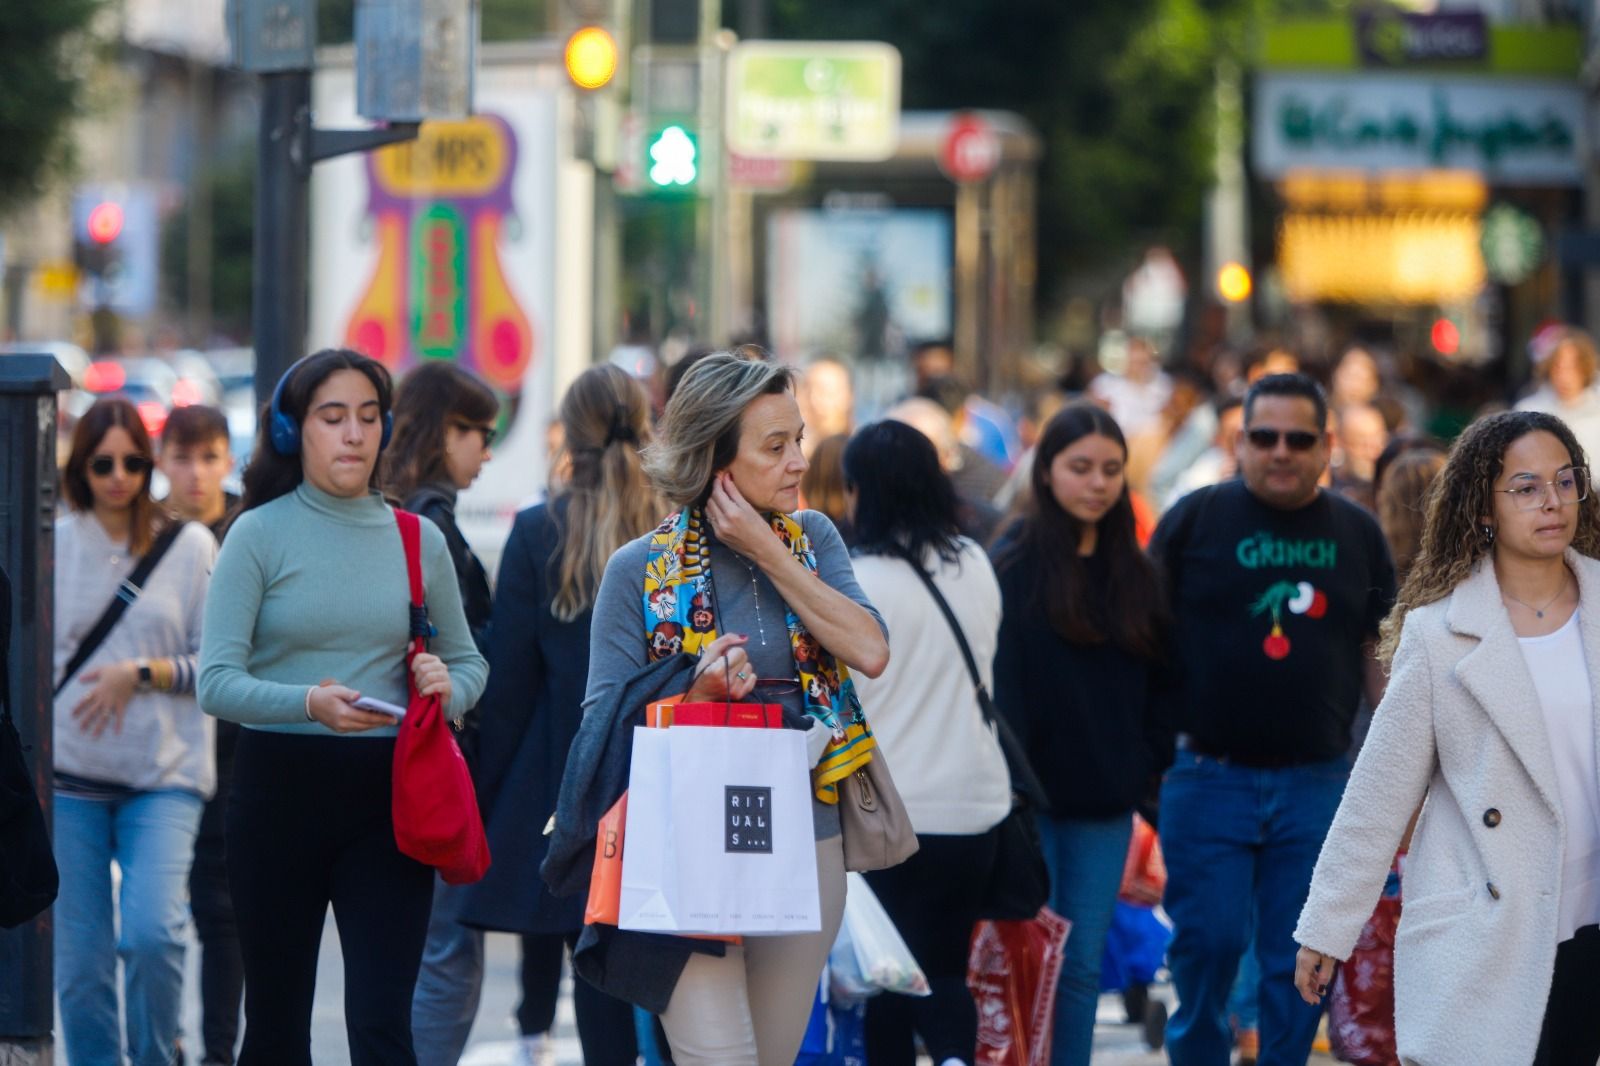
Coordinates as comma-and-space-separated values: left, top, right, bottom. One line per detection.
1254, 73, 1585, 186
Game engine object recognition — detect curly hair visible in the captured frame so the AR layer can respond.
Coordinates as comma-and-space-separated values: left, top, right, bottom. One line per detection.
1378, 410, 1600, 664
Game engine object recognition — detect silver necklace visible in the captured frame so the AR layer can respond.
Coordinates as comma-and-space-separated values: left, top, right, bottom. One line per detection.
1503, 575, 1570, 619
728, 549, 769, 646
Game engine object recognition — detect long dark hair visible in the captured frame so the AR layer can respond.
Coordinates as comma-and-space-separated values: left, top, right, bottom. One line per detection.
382, 361, 499, 502
842, 421, 963, 566
63, 397, 172, 557
241, 348, 395, 512
992, 403, 1165, 657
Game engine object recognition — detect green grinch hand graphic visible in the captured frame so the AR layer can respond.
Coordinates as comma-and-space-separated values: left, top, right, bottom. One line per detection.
1249, 580, 1328, 660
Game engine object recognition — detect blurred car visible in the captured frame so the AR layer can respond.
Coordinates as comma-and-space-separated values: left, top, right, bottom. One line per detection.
82, 356, 179, 437
169, 350, 224, 408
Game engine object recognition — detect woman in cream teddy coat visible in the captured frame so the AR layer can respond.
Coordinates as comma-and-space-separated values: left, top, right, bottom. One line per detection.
1295, 410, 1600, 1066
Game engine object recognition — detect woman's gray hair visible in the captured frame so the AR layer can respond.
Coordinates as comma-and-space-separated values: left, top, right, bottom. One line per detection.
642, 349, 795, 507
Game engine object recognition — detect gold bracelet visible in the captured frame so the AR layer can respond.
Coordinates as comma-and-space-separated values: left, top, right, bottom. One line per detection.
150, 658, 176, 692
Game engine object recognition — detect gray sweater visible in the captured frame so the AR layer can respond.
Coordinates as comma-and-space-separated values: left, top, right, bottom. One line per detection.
199, 482, 487, 735
54, 513, 218, 794
585, 510, 887, 841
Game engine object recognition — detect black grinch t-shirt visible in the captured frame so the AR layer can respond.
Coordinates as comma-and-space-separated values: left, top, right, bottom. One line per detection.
1149, 480, 1396, 767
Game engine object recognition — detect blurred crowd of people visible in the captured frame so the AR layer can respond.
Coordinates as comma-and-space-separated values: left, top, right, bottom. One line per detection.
31, 320, 1600, 1066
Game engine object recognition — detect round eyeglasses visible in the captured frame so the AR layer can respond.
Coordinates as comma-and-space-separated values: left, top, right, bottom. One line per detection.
1495, 466, 1590, 512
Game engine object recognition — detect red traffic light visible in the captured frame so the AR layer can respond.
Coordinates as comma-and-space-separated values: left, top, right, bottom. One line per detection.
87, 201, 124, 245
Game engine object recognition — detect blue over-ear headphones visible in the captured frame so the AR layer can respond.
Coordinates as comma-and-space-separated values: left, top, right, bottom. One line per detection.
267, 354, 394, 456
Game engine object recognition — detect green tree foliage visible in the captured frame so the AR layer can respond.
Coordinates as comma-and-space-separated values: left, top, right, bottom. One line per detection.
0, 0, 102, 215
161, 158, 256, 339
769, 0, 1258, 294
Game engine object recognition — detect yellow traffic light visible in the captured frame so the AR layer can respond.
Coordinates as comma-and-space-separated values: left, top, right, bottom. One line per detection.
565, 26, 618, 90
1217, 262, 1252, 303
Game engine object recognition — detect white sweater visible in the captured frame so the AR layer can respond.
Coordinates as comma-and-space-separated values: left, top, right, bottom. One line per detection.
850, 539, 1012, 835
53, 512, 217, 796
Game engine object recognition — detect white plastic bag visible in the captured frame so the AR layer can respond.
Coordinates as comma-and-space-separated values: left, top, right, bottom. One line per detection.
828, 872, 931, 1002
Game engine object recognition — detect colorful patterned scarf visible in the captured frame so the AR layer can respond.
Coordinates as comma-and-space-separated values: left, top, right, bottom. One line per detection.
643, 508, 875, 803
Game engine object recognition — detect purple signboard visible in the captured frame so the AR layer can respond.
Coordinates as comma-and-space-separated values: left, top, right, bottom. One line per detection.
1356, 11, 1488, 67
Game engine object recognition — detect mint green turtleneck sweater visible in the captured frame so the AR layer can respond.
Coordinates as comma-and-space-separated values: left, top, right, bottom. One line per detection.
198, 481, 487, 735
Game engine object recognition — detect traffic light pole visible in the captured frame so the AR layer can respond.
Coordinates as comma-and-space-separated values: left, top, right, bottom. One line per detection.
250, 71, 419, 409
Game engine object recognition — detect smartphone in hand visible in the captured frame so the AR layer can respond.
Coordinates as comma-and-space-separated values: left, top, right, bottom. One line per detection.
352, 695, 407, 720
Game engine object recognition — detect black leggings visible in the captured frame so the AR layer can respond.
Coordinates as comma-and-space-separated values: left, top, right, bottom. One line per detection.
518, 932, 642, 1066
226, 730, 434, 1066
863, 829, 1000, 1066
1534, 924, 1600, 1066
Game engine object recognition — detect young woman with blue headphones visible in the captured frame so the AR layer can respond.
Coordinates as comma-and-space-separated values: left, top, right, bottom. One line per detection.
198, 348, 488, 1066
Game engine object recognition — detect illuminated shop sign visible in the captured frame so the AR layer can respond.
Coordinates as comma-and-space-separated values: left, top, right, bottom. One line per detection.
1254, 73, 1584, 186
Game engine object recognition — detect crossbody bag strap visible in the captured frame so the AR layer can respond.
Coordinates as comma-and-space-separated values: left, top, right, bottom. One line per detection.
893, 546, 1048, 806
392, 510, 435, 656
54, 521, 187, 696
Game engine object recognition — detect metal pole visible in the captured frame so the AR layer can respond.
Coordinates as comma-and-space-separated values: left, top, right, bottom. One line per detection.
0, 354, 70, 1064
252, 70, 312, 408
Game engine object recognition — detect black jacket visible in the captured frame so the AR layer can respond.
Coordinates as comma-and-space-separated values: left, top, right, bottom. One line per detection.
404, 484, 491, 760
990, 539, 1174, 819
459, 501, 599, 935
540, 650, 715, 1013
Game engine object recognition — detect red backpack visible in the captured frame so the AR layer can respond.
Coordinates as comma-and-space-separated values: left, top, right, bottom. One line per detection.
391, 509, 491, 884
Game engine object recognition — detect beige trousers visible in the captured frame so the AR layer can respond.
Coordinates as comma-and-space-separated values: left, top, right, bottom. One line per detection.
658, 835, 848, 1066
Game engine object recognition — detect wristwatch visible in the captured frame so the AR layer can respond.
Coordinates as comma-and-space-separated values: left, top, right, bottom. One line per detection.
136, 659, 153, 690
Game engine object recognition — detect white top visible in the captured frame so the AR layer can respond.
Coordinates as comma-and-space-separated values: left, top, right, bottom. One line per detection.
849, 538, 1012, 835
1515, 386, 1600, 472
1518, 609, 1600, 942
1090, 371, 1172, 437
54, 512, 218, 796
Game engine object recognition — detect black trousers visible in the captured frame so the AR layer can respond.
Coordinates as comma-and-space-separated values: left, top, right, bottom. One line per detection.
518, 932, 642, 1065
191, 719, 244, 1065
226, 730, 433, 1066
863, 828, 1001, 1066
1534, 924, 1600, 1066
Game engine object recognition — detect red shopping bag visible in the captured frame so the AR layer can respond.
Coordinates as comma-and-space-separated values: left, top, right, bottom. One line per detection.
1118, 814, 1166, 906
968, 907, 1072, 1066
391, 510, 491, 885
1327, 856, 1403, 1066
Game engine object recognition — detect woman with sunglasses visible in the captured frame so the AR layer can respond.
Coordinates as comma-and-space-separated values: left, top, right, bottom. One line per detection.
989, 403, 1171, 1066
53, 397, 219, 1066
199, 349, 487, 1065
1296, 411, 1600, 1066
381, 360, 500, 1064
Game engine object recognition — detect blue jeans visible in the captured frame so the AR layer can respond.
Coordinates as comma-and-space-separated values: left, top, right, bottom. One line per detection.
54, 788, 204, 1066
410, 876, 486, 1066
1036, 811, 1133, 1066
1160, 751, 1348, 1066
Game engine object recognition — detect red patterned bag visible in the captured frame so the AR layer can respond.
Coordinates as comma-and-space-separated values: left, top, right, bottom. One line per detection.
967, 908, 1072, 1066
1327, 856, 1404, 1066
1118, 814, 1166, 906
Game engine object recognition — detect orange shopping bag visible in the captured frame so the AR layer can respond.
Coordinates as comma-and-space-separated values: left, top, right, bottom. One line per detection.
583, 793, 628, 926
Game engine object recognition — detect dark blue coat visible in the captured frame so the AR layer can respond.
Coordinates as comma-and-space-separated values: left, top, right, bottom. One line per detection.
459, 500, 591, 935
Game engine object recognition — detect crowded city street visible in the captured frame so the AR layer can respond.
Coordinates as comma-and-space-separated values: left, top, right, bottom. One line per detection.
6, 1, 1600, 1065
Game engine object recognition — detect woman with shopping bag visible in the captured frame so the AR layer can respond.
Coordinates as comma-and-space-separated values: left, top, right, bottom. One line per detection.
198, 349, 487, 1065
580, 348, 891, 1065
1294, 410, 1600, 1065
841, 420, 1013, 1066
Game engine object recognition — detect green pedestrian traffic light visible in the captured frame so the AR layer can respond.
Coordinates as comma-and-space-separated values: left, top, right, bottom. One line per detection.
648, 125, 697, 188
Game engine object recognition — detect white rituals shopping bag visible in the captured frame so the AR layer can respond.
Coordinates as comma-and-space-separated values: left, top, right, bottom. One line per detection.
619, 724, 820, 935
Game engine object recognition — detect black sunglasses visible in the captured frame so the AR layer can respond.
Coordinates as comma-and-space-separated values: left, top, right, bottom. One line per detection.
1246, 428, 1320, 452
454, 421, 498, 448
88, 454, 152, 477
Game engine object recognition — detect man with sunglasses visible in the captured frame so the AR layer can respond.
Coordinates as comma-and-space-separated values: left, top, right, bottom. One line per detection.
1149, 373, 1397, 1066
